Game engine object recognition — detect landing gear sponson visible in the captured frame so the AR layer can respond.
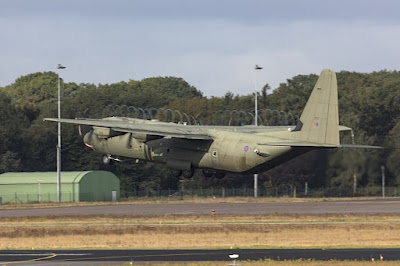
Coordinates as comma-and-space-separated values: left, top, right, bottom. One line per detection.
103, 154, 224, 179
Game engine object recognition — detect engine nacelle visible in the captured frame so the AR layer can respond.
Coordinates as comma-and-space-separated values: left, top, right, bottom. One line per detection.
93, 126, 117, 138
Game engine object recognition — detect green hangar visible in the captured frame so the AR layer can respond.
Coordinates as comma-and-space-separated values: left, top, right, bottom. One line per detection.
0, 171, 120, 203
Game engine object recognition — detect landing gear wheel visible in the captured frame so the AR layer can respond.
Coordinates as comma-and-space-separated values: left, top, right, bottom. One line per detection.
202, 169, 214, 178
182, 168, 195, 178
102, 155, 113, 165
170, 169, 182, 177
214, 171, 226, 179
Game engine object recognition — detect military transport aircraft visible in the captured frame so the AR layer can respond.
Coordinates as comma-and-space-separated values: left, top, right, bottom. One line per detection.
45, 69, 381, 178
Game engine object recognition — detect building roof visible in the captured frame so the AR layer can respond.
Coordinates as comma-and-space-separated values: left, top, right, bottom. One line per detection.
0, 171, 115, 184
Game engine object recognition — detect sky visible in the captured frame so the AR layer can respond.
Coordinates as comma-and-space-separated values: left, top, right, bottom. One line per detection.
1, 0, 400, 96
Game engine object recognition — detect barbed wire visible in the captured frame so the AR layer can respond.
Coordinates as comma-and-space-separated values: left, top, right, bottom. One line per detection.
76, 105, 299, 126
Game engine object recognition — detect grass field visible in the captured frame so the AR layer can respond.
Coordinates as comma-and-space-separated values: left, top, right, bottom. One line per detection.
1, 200, 400, 265
0, 196, 393, 209
0, 213, 399, 250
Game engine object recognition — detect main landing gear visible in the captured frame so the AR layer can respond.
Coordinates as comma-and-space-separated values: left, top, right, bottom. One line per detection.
169, 168, 226, 179
202, 169, 225, 179
170, 169, 182, 177
182, 168, 195, 178
170, 168, 195, 178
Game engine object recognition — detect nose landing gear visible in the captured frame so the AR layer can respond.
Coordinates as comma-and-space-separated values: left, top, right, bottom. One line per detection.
102, 155, 122, 165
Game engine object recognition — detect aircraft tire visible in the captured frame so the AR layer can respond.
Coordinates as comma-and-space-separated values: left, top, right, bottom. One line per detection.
202, 169, 214, 178
182, 168, 195, 178
102, 155, 113, 165
214, 171, 226, 179
170, 169, 182, 177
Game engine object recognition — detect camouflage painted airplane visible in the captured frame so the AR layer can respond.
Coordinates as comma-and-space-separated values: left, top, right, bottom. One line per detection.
45, 69, 380, 178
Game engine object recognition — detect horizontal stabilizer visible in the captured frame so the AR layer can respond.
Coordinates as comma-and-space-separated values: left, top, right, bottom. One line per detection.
339, 125, 352, 132
257, 141, 337, 148
339, 144, 383, 149
257, 142, 383, 149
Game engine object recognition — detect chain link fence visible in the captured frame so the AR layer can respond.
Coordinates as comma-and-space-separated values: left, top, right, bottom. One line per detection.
1, 186, 395, 204
77, 105, 299, 126
120, 186, 399, 199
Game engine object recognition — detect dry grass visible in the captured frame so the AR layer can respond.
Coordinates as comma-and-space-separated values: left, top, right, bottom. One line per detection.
0, 214, 400, 250
1, 223, 400, 249
0, 196, 394, 209
0, 213, 399, 225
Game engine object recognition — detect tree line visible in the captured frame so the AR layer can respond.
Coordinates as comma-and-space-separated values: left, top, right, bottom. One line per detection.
0, 70, 399, 192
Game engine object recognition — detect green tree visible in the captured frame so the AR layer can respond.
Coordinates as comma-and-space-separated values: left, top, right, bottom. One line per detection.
1, 69, 399, 192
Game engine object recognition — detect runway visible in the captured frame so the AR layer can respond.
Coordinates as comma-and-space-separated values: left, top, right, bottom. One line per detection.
1, 199, 400, 217
0, 249, 398, 264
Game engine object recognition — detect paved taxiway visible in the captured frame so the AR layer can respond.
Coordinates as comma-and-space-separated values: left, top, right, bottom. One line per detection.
0, 249, 399, 264
1, 199, 400, 217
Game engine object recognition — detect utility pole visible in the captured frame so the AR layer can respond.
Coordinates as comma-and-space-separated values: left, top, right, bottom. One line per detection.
254, 64, 263, 198
351, 130, 357, 196
57, 64, 66, 203
381, 165, 386, 198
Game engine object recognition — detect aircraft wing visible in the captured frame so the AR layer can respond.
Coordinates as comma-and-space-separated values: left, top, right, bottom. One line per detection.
43, 118, 213, 140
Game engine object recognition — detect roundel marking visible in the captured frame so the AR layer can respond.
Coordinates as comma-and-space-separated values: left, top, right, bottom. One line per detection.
244, 145, 249, 152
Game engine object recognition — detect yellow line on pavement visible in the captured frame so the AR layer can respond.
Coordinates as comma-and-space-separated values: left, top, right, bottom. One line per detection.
1, 252, 56, 265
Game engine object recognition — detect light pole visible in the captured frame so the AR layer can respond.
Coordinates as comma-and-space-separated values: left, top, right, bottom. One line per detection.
254, 64, 263, 198
57, 64, 66, 203
254, 64, 263, 126
381, 165, 386, 198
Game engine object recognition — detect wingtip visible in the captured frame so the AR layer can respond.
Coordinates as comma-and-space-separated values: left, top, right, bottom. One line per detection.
43, 118, 58, 122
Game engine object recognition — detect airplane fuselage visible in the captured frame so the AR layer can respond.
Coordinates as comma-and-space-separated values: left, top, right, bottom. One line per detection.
83, 124, 308, 174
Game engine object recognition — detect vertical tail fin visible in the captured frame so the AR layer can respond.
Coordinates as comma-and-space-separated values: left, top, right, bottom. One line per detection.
292, 69, 339, 145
